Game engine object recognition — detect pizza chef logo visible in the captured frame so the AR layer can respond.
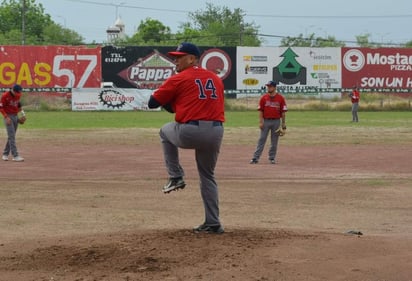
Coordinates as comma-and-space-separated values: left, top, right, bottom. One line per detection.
343, 49, 365, 72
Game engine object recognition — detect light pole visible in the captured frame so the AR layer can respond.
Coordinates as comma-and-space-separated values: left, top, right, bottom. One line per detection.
114, 2, 125, 20
317, 27, 327, 38
379, 32, 390, 46
57, 15, 67, 28
21, 0, 26, 45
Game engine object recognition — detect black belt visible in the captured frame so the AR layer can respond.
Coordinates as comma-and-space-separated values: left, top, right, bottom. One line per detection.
265, 118, 278, 120
186, 120, 222, 126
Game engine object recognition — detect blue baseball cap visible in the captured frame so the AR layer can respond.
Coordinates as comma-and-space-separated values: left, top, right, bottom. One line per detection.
12, 84, 22, 93
265, 81, 277, 87
168, 42, 201, 58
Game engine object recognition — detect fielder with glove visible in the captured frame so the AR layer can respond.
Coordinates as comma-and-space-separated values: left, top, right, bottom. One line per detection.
0, 84, 25, 162
250, 81, 287, 165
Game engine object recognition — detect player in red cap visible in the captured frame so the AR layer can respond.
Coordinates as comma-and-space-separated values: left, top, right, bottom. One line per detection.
148, 42, 225, 234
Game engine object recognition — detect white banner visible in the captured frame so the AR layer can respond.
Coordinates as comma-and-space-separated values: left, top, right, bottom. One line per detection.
236, 47, 342, 92
71, 88, 160, 111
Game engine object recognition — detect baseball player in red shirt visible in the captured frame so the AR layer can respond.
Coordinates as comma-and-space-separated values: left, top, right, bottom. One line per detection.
349, 86, 360, 122
250, 81, 287, 164
148, 42, 225, 234
1, 84, 25, 162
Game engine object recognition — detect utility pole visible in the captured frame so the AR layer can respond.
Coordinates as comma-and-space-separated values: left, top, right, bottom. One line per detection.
239, 23, 244, 46
57, 15, 67, 28
21, 0, 26, 45
115, 2, 125, 20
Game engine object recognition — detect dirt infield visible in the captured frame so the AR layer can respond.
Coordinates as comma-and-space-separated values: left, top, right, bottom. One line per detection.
0, 127, 411, 281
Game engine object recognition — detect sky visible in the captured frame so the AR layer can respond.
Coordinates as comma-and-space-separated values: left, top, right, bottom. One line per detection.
37, 0, 412, 46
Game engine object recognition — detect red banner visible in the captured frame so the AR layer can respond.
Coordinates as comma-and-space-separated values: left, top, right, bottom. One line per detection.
342, 47, 412, 90
0, 45, 101, 88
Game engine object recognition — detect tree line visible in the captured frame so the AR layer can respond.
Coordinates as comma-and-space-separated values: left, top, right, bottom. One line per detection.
1, 0, 411, 47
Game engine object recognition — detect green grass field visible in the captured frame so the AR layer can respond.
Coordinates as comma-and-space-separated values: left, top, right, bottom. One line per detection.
22, 111, 412, 129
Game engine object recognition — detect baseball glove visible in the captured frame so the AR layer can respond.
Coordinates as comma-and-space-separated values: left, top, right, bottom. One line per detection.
18, 116, 26, 124
275, 125, 286, 136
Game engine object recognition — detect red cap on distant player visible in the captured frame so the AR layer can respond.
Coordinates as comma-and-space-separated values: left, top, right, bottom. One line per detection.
168, 42, 201, 58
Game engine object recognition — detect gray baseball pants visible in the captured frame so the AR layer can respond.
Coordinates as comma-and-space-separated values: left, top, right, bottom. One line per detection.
352, 102, 359, 122
2, 114, 20, 157
252, 119, 280, 161
159, 120, 224, 226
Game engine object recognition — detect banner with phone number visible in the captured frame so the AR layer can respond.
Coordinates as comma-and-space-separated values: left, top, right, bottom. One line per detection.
0, 45, 101, 89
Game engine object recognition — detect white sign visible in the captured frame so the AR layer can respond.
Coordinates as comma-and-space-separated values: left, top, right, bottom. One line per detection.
236, 47, 342, 92
72, 88, 159, 111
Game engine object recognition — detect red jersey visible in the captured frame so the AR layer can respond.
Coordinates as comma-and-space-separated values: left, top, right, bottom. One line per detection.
153, 66, 225, 123
258, 93, 287, 119
0, 90, 22, 118
351, 89, 360, 103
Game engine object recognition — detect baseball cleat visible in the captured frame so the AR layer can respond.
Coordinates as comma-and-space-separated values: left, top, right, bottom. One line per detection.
270, 159, 276, 164
249, 159, 258, 164
193, 224, 224, 234
2, 155, 8, 161
163, 177, 186, 193
12, 156, 24, 162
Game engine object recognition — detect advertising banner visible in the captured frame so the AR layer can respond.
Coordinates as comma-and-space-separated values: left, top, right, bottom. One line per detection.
342, 47, 412, 92
72, 88, 159, 111
3, 45, 411, 98
237, 47, 342, 94
0, 45, 101, 89
101, 46, 236, 90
